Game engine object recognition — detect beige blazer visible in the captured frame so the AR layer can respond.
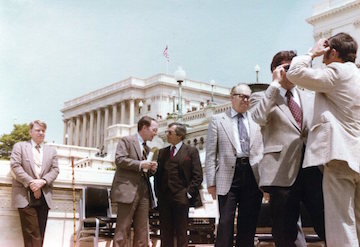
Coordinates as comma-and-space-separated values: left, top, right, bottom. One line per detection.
111, 134, 150, 203
250, 85, 314, 187
205, 109, 263, 196
287, 55, 360, 173
10, 141, 59, 208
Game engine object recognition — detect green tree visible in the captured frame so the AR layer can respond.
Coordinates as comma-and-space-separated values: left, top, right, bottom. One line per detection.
0, 124, 30, 159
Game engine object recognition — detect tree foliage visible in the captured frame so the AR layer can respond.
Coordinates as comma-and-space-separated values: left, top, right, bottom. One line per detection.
0, 124, 31, 159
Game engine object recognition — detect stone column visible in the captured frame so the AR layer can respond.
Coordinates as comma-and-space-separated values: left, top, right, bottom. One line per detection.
96, 109, 101, 148
68, 119, 74, 146
81, 114, 87, 146
129, 99, 135, 125
75, 116, 81, 146
63, 120, 68, 144
112, 104, 117, 125
104, 107, 109, 141
89, 111, 94, 147
120, 101, 126, 124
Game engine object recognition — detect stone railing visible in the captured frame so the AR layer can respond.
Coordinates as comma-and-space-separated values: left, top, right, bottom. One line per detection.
48, 143, 100, 167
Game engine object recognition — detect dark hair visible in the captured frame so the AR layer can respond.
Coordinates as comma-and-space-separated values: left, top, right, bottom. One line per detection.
168, 122, 186, 140
138, 116, 156, 131
270, 50, 297, 72
328, 32, 358, 63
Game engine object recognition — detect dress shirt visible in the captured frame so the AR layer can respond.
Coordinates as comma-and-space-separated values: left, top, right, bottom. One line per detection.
137, 133, 146, 171
31, 139, 43, 177
230, 107, 250, 157
171, 141, 183, 157
271, 80, 301, 107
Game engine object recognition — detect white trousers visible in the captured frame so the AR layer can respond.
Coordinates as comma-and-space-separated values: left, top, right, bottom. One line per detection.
323, 160, 360, 247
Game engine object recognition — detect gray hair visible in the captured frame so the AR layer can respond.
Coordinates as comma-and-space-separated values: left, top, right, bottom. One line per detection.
168, 122, 186, 140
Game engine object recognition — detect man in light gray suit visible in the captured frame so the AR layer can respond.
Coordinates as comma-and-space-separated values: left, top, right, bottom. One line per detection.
10, 120, 59, 247
111, 116, 158, 247
205, 83, 263, 247
251, 51, 325, 246
287, 32, 360, 247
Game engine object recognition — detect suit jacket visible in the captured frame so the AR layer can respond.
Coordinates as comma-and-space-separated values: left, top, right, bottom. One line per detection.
111, 134, 153, 205
287, 55, 360, 173
205, 108, 263, 196
250, 85, 314, 187
155, 144, 203, 208
10, 141, 59, 208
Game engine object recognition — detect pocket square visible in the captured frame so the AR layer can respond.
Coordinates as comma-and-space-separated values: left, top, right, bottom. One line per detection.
184, 156, 191, 161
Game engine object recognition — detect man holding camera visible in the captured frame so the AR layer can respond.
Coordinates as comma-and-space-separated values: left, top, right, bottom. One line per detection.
250, 51, 325, 246
287, 32, 360, 247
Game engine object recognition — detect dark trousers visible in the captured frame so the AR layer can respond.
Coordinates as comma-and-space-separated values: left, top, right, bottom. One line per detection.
18, 195, 49, 247
158, 198, 189, 247
216, 159, 263, 247
267, 167, 326, 247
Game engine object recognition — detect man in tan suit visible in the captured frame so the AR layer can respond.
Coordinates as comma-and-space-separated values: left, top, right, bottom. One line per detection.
10, 120, 59, 247
287, 32, 360, 247
251, 51, 325, 246
205, 83, 263, 247
111, 116, 158, 247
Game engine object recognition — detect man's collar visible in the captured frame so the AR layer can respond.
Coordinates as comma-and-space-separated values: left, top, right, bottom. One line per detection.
230, 107, 248, 118
136, 133, 145, 144
172, 141, 183, 150
279, 86, 296, 98
31, 139, 43, 147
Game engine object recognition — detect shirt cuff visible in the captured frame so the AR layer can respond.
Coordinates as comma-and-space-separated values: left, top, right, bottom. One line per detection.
270, 80, 281, 88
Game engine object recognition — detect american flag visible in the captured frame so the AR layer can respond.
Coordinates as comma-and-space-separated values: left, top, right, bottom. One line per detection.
163, 45, 169, 62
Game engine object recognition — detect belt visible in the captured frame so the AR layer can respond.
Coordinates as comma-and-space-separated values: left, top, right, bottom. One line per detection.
236, 157, 249, 165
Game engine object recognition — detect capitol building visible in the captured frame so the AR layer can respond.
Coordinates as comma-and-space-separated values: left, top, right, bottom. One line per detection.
1, 0, 360, 246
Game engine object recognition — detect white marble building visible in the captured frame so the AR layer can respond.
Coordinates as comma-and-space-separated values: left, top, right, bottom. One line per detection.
61, 73, 231, 152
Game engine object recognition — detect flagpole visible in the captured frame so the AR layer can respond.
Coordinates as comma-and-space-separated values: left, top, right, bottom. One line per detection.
166, 61, 169, 75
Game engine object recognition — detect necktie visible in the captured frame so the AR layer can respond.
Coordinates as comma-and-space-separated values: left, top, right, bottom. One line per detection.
170, 146, 176, 158
35, 144, 41, 153
237, 113, 250, 156
285, 90, 302, 129
142, 142, 147, 160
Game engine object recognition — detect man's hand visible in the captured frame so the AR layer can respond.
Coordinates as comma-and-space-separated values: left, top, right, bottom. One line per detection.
140, 161, 155, 172
310, 38, 331, 58
29, 179, 46, 192
33, 189, 42, 199
149, 161, 158, 172
207, 186, 216, 200
272, 63, 288, 86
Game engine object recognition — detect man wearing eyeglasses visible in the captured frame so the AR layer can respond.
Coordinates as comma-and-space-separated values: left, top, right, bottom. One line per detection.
154, 122, 203, 247
250, 51, 325, 246
205, 83, 263, 247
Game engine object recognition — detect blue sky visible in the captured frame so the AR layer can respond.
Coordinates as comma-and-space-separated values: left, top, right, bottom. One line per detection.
0, 0, 318, 143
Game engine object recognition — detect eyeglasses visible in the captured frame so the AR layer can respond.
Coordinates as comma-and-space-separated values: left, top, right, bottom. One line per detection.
232, 94, 250, 100
165, 130, 176, 135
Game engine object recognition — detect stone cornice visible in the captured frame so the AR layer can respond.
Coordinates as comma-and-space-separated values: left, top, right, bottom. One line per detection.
307, 0, 360, 24
61, 73, 231, 113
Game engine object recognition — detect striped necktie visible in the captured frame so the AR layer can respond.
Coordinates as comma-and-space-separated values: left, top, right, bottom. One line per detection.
142, 142, 147, 160
286, 90, 302, 129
